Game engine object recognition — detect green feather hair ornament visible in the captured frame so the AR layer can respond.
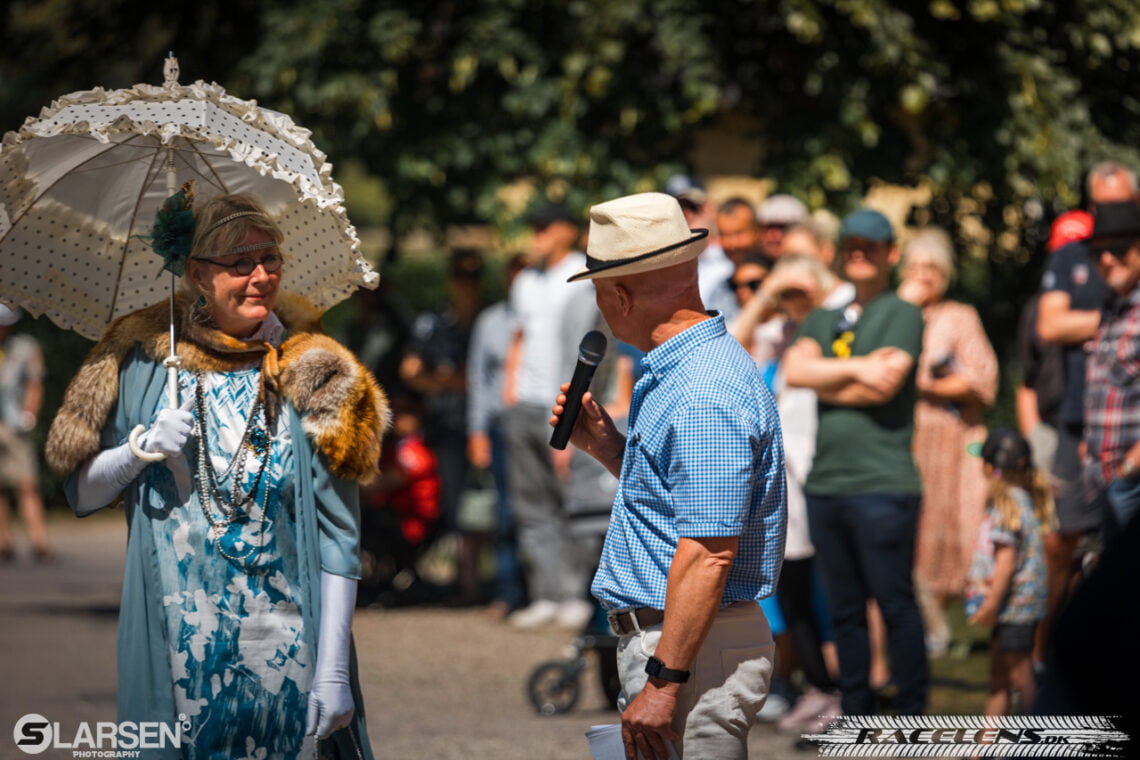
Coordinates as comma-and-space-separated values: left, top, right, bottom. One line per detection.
146, 180, 196, 276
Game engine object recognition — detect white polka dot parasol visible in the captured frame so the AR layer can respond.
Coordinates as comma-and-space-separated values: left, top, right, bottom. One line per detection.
0, 56, 378, 341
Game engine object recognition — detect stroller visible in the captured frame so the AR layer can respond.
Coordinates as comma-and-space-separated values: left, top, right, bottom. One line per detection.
527, 603, 622, 715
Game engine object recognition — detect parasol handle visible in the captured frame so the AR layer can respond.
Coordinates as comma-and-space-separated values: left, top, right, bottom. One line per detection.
131, 149, 183, 462
127, 356, 182, 462
128, 426, 164, 462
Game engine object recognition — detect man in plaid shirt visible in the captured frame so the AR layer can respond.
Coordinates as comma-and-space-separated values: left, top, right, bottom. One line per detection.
1084, 200, 1140, 543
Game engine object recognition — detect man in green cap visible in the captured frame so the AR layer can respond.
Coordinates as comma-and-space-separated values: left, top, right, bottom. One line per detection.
783, 208, 928, 717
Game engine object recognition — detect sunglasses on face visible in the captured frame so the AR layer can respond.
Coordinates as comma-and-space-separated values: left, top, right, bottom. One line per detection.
1097, 238, 1140, 260
842, 241, 891, 257
204, 252, 283, 276
730, 278, 764, 293
779, 287, 809, 300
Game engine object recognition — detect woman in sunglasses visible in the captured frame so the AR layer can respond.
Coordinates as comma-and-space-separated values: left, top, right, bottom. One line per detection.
47, 192, 385, 759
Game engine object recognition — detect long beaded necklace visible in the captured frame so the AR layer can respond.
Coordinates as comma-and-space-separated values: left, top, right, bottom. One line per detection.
193, 370, 273, 565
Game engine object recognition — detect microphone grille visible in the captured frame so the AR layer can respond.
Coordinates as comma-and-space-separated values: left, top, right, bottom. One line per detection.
578, 330, 608, 365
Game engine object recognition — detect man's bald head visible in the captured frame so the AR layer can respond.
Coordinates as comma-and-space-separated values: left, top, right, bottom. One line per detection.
1088, 161, 1139, 205
592, 259, 703, 351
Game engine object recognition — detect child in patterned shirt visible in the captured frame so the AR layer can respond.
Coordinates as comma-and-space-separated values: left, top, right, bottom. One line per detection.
965, 427, 1055, 715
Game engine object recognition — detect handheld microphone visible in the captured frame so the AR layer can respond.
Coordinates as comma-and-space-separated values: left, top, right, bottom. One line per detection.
549, 330, 608, 450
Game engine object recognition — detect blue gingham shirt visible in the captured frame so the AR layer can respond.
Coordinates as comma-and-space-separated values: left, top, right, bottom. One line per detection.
591, 314, 787, 610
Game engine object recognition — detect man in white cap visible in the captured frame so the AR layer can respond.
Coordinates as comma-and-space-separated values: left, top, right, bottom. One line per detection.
756, 193, 809, 259
550, 192, 786, 760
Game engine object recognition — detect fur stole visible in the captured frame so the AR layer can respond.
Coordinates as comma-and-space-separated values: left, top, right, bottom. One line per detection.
46, 292, 390, 483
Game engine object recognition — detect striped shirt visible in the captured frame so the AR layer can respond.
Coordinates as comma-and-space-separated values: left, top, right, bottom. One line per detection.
1085, 288, 1140, 486
591, 314, 787, 610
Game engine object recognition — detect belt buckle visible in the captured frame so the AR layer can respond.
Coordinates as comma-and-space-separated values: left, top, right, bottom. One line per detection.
608, 606, 642, 635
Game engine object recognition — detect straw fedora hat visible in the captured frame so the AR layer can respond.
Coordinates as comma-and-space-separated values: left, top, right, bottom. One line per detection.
567, 192, 708, 282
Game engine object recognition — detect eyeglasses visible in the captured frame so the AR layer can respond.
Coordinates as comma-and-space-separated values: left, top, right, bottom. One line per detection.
730, 278, 764, 293
203, 252, 283, 276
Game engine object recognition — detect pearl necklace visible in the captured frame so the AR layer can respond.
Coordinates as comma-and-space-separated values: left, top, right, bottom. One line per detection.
193, 371, 273, 566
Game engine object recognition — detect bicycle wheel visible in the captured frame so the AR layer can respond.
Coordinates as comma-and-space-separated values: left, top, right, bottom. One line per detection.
527, 660, 581, 715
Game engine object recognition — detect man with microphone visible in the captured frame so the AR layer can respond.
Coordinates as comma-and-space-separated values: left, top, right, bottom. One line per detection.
551, 192, 787, 760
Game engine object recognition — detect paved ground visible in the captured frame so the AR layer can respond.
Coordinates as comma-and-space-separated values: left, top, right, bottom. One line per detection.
0, 512, 806, 759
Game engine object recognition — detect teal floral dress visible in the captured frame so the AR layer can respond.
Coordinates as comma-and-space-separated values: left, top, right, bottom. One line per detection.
58, 302, 376, 760
146, 318, 312, 759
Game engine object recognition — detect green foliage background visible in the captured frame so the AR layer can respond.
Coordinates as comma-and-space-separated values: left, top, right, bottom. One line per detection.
7, 1, 1139, 235
3, 0, 1140, 501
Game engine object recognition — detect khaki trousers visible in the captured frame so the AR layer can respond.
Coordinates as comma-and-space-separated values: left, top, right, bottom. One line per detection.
616, 601, 774, 760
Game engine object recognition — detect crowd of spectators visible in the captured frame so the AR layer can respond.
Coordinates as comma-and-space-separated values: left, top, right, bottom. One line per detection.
339, 162, 1138, 729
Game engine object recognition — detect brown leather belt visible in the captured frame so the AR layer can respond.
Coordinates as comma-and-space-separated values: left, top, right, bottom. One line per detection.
606, 606, 664, 635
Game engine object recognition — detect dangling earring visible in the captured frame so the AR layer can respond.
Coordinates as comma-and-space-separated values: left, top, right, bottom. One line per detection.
191, 293, 211, 325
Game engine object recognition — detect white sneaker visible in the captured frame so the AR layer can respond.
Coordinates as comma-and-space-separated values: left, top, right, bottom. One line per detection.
778, 689, 841, 733
508, 600, 562, 629
555, 599, 595, 630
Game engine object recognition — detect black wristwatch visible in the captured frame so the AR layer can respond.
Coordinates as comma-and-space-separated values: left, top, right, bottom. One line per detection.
645, 655, 690, 684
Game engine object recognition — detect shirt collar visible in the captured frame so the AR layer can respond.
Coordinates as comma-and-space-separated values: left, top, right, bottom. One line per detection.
249, 311, 286, 348
640, 312, 724, 379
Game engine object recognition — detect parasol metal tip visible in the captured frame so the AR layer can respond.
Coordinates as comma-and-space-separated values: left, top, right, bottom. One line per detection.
163, 54, 181, 88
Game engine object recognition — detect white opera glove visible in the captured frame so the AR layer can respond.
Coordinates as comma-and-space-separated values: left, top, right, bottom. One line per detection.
75, 441, 151, 515
136, 401, 194, 457
306, 571, 357, 739
74, 401, 195, 515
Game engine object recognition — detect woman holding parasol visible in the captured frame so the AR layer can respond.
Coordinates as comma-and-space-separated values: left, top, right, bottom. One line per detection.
45, 188, 387, 759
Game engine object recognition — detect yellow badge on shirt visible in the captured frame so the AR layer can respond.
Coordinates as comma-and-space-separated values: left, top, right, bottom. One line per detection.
832, 331, 854, 358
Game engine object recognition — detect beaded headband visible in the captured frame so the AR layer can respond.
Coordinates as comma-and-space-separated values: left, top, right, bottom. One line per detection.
213, 240, 278, 257
193, 210, 272, 260
200, 210, 261, 238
